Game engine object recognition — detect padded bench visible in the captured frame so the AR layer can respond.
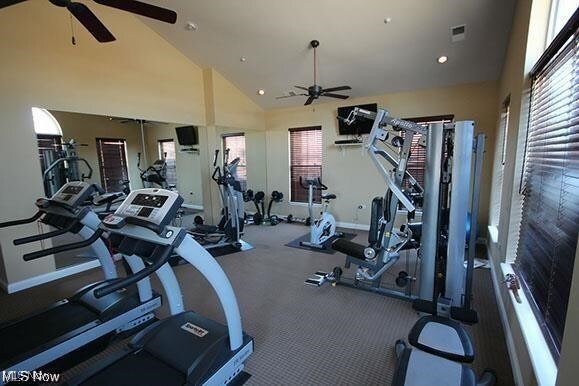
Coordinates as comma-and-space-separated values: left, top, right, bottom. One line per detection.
408, 315, 474, 363
392, 315, 495, 386
393, 343, 477, 386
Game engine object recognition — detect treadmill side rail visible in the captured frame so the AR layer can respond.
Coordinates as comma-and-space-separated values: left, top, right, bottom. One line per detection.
0, 295, 161, 381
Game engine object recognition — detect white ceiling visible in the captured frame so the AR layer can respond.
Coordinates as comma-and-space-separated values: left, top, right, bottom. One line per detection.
142, 0, 515, 109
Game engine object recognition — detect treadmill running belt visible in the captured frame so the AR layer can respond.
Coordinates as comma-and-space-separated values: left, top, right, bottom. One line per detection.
81, 351, 184, 386
0, 302, 98, 367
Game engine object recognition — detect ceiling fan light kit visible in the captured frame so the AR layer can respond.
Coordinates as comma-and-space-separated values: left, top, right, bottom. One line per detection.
0, 0, 177, 43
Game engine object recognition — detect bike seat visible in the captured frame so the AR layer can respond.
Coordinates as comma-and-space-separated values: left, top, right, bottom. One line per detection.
322, 193, 336, 200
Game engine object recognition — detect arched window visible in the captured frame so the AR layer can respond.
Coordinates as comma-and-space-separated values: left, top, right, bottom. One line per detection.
32, 108, 63, 196
32, 107, 62, 136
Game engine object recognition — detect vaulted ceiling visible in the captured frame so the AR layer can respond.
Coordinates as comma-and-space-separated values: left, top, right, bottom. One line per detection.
145, 0, 515, 109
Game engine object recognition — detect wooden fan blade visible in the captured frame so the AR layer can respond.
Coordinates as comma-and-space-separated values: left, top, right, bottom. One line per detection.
322, 93, 349, 99
276, 93, 308, 99
304, 96, 315, 105
0, 0, 27, 9
68, 2, 116, 42
93, 0, 177, 24
294, 85, 309, 91
322, 85, 351, 93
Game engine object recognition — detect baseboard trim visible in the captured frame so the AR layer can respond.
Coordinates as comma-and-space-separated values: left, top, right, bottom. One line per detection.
6, 260, 101, 294
182, 204, 204, 210
488, 249, 525, 386
336, 221, 370, 231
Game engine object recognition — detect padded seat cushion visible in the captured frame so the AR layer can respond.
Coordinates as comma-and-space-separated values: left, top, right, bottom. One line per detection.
408, 316, 474, 363
392, 347, 476, 386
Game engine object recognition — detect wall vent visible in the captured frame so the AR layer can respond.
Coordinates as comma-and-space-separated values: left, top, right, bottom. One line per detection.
451, 24, 466, 42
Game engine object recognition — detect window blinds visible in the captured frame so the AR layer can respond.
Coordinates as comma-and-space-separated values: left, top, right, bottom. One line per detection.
96, 138, 129, 193
404, 115, 454, 195
223, 134, 247, 190
289, 127, 322, 203
515, 28, 578, 359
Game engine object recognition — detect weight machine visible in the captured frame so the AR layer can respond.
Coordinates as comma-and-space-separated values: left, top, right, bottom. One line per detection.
309, 106, 485, 312
42, 139, 93, 197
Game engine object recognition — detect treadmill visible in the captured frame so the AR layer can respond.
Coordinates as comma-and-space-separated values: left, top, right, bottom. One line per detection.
0, 182, 162, 381
68, 188, 254, 386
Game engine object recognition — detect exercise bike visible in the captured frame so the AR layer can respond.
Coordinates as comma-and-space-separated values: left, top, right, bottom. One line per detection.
299, 177, 343, 249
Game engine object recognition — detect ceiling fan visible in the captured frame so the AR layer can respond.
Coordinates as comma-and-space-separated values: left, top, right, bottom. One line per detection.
0, 0, 177, 43
277, 40, 351, 105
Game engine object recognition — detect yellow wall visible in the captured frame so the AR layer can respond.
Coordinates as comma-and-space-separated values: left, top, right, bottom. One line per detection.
264, 81, 498, 228
207, 69, 266, 130
0, 0, 205, 284
486, 1, 535, 383
198, 68, 266, 223
50, 111, 143, 193
143, 122, 204, 206
199, 126, 267, 224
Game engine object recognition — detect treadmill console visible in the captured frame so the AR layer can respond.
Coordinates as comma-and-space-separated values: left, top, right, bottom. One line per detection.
104, 188, 183, 235
44, 181, 96, 209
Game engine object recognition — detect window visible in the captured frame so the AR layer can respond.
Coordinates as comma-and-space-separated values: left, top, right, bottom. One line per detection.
289, 127, 322, 203
514, 14, 578, 360
96, 138, 129, 193
547, 0, 579, 44
403, 115, 454, 192
32, 107, 62, 136
158, 139, 177, 187
223, 134, 247, 190
490, 98, 511, 227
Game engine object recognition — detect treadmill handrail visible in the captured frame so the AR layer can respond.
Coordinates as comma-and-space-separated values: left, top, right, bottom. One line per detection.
93, 245, 173, 299
22, 228, 104, 261
13, 220, 78, 245
0, 211, 43, 228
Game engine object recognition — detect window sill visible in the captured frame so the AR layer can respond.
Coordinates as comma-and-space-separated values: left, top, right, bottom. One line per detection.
488, 225, 499, 244
500, 262, 557, 386
289, 201, 322, 207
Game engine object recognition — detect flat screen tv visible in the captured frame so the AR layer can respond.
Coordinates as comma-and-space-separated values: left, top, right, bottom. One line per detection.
175, 126, 199, 146
336, 103, 378, 135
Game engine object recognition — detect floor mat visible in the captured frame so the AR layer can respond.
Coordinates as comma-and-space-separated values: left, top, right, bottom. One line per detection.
170, 240, 253, 265
208, 240, 253, 257
285, 230, 357, 254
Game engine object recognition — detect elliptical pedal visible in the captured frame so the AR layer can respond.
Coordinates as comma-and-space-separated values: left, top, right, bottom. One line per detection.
304, 271, 330, 286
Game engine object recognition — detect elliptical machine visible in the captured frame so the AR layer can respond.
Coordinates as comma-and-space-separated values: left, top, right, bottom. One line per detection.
137, 152, 173, 189
299, 177, 342, 249
190, 149, 245, 250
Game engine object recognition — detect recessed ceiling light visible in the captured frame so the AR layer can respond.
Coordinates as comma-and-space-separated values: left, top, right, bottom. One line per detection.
383, 17, 392, 24
240, 56, 247, 62
437, 55, 448, 64
185, 21, 198, 31
257, 89, 265, 95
